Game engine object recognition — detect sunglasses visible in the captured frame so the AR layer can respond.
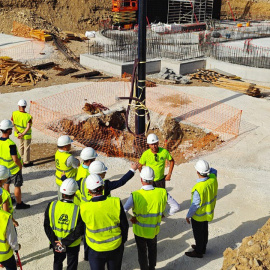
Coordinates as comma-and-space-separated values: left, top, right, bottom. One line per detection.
154, 154, 158, 162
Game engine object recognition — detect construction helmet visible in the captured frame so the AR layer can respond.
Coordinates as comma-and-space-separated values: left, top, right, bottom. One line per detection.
60, 178, 78, 195
57, 135, 73, 147
147, 133, 159, 144
0, 165, 10, 180
80, 147, 97, 161
140, 166, 155, 181
195, 160, 210, 175
18, 99, 27, 107
0, 120, 13, 130
89, 160, 108, 174
86, 174, 104, 190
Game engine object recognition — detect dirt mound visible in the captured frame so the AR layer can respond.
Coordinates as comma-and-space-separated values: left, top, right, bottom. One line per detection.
222, 218, 270, 270
221, 0, 270, 20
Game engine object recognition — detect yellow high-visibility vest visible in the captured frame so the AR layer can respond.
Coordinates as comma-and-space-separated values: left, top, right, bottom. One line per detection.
80, 197, 122, 252
12, 111, 32, 140
0, 189, 13, 215
0, 209, 13, 262
75, 164, 89, 182
0, 139, 21, 175
48, 200, 81, 247
132, 188, 167, 239
191, 174, 218, 222
55, 150, 77, 186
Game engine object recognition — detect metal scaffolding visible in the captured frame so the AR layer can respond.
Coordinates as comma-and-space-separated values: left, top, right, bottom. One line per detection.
167, 0, 214, 24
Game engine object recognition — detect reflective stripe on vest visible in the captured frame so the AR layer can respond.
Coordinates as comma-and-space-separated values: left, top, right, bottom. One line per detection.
0, 139, 21, 175
55, 150, 77, 186
80, 177, 90, 203
0, 210, 13, 261
132, 188, 167, 239
49, 201, 81, 247
191, 174, 218, 222
12, 111, 32, 139
81, 197, 122, 252
0, 189, 13, 215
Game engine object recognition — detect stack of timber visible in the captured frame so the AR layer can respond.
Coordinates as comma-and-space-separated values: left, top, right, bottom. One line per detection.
190, 69, 239, 83
0, 58, 46, 87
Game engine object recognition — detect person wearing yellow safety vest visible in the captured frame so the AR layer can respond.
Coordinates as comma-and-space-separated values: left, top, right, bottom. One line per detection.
44, 178, 84, 270
55, 135, 79, 199
80, 174, 129, 270
185, 159, 218, 258
124, 166, 180, 270
0, 120, 30, 210
11, 99, 33, 167
138, 134, 175, 189
81, 160, 139, 261
0, 188, 21, 270
0, 165, 19, 227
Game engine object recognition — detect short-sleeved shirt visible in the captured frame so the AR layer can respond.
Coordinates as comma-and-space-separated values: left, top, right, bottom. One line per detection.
139, 147, 172, 181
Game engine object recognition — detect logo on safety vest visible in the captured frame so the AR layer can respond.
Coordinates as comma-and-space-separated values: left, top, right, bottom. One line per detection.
55, 159, 60, 167
58, 214, 70, 225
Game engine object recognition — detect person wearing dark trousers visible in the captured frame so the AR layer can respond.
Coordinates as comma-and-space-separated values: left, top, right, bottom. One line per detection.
124, 167, 180, 270
185, 160, 218, 258
138, 134, 174, 189
44, 178, 84, 270
80, 174, 129, 270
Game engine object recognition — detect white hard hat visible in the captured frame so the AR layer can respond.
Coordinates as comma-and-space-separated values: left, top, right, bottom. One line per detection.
80, 147, 97, 161
86, 174, 104, 190
18, 99, 27, 107
0, 120, 13, 130
140, 166, 155, 181
89, 160, 108, 174
0, 165, 10, 180
60, 178, 78, 195
147, 133, 159, 144
57, 135, 73, 147
195, 160, 210, 175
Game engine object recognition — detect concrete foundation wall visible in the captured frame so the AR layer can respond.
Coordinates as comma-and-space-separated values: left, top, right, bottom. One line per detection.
80, 54, 161, 76
161, 58, 206, 75
206, 58, 270, 83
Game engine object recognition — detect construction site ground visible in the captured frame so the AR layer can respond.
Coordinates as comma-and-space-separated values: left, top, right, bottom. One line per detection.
1, 70, 270, 270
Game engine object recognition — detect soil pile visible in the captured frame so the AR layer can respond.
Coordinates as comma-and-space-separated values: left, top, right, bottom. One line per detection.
222, 218, 270, 270
221, 0, 270, 20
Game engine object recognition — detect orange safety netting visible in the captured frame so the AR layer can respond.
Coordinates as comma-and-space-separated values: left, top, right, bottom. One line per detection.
30, 82, 242, 164
0, 40, 45, 61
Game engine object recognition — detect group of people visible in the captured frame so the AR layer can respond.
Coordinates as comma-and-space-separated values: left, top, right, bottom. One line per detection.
0, 99, 218, 270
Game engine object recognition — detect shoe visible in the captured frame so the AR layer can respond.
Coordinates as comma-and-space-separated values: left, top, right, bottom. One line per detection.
185, 250, 203, 258
16, 201, 30, 210
23, 161, 34, 167
191, 245, 206, 254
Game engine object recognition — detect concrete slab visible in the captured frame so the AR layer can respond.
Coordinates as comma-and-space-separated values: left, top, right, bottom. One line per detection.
206, 58, 270, 83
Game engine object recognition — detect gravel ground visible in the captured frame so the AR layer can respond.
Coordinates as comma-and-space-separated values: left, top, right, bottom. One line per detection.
1, 82, 270, 270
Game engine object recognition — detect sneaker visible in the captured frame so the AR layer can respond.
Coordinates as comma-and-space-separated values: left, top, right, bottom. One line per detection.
23, 161, 34, 167
16, 201, 30, 210
185, 250, 203, 258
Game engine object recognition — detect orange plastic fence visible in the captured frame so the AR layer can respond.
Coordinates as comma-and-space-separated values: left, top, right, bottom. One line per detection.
30, 82, 242, 163
0, 40, 45, 61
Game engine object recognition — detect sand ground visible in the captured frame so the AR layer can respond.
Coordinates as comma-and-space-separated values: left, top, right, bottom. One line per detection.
1, 80, 270, 270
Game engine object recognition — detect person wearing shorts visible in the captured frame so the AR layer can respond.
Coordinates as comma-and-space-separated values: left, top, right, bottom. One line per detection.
0, 119, 30, 210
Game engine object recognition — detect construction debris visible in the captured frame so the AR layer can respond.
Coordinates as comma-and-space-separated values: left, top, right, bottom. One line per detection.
157, 68, 191, 84
71, 71, 101, 78
82, 102, 109, 115
33, 62, 56, 70
0, 58, 46, 87
190, 69, 239, 83
56, 68, 79, 76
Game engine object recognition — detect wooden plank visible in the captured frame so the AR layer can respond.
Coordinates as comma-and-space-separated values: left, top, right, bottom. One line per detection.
29, 73, 35, 85
71, 71, 100, 78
